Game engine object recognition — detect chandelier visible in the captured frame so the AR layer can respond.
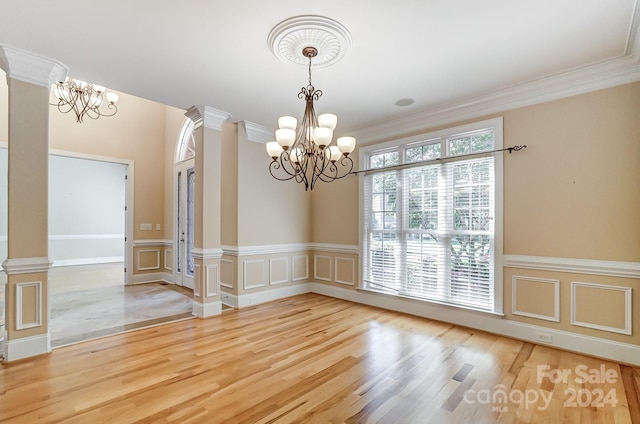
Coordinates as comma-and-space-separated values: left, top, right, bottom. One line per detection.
265, 46, 356, 191
51, 77, 119, 123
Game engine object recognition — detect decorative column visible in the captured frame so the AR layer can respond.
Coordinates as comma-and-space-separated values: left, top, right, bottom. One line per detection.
0, 45, 67, 361
185, 106, 230, 318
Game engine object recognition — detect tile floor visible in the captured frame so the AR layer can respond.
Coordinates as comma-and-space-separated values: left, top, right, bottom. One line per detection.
1, 263, 195, 347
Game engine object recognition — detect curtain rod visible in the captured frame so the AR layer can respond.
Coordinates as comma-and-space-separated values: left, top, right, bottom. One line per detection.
350, 145, 527, 176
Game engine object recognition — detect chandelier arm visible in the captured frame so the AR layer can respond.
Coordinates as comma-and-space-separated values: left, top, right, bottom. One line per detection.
316, 155, 355, 183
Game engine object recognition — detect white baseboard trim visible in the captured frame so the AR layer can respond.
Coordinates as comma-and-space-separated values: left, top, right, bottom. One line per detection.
503, 254, 640, 279
4, 333, 50, 362
236, 284, 311, 308
52, 256, 124, 267
192, 300, 222, 318
220, 291, 238, 308
128, 272, 172, 285
308, 283, 640, 366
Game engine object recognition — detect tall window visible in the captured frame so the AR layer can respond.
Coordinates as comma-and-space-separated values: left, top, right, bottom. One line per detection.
176, 118, 195, 163
361, 118, 503, 313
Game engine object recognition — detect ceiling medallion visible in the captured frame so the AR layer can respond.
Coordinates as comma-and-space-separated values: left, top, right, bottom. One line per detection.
267, 15, 352, 68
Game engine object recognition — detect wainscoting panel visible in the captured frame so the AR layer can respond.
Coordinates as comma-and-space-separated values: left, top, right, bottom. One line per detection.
16, 281, 42, 330
335, 257, 355, 286
244, 259, 267, 289
269, 257, 289, 285
193, 264, 201, 297
314, 255, 332, 282
292, 255, 309, 282
164, 249, 173, 272
206, 264, 219, 297
571, 281, 632, 335
220, 259, 234, 289
512, 275, 559, 322
136, 249, 160, 271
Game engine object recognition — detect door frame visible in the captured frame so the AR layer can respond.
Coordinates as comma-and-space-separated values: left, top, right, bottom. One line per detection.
173, 158, 195, 288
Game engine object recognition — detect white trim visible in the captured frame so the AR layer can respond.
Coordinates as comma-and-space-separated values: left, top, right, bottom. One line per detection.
310, 243, 359, 254
191, 247, 223, 260
269, 257, 290, 285
292, 255, 309, 282
192, 300, 222, 318
2, 257, 52, 275
236, 284, 310, 308
220, 259, 234, 289
3, 333, 50, 362
164, 250, 173, 271
206, 264, 219, 297
243, 259, 267, 289
511, 276, 560, 322
185, 106, 231, 131
221, 245, 239, 257
220, 291, 238, 308
241, 120, 273, 144
128, 272, 170, 285
504, 254, 640, 279
309, 283, 640, 366
571, 281, 632, 335
133, 239, 173, 248
16, 281, 42, 330
351, 54, 640, 144
314, 255, 332, 282
335, 257, 355, 286
136, 249, 160, 271
193, 264, 201, 297
0, 43, 67, 87
52, 256, 124, 267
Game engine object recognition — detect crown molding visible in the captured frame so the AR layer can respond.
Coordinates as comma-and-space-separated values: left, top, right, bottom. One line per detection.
0, 44, 67, 88
241, 120, 273, 144
352, 54, 640, 144
185, 106, 231, 131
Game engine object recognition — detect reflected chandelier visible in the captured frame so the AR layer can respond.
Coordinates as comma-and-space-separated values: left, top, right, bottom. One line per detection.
51, 77, 119, 123
265, 46, 356, 191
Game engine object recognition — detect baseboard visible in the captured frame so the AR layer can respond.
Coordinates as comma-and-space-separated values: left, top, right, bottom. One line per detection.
308, 283, 640, 366
3, 333, 50, 362
192, 300, 222, 318
236, 284, 311, 308
128, 272, 170, 285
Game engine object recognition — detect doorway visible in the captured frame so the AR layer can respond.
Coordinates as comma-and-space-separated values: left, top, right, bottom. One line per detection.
175, 159, 195, 290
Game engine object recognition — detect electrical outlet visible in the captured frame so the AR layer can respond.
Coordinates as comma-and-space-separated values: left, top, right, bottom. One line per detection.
536, 332, 553, 344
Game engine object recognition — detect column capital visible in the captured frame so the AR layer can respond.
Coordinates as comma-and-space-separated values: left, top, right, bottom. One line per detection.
0, 44, 67, 88
241, 120, 273, 143
185, 106, 231, 131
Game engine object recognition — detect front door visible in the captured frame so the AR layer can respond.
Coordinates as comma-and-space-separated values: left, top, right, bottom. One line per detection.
176, 160, 195, 289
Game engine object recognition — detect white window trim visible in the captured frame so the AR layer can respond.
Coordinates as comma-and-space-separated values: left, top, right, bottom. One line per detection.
358, 117, 504, 314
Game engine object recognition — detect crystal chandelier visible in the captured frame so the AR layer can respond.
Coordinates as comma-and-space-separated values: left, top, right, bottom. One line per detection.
51, 77, 119, 123
265, 47, 356, 191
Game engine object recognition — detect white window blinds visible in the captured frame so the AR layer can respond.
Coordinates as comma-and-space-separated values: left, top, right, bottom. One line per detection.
362, 123, 501, 312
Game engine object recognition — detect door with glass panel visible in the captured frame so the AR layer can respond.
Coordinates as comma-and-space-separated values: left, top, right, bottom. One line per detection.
176, 160, 195, 289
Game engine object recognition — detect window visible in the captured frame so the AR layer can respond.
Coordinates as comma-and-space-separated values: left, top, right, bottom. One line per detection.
176, 118, 196, 163
361, 118, 503, 313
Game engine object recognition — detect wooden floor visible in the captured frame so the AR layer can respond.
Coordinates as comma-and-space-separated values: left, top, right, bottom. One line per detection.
1, 294, 638, 423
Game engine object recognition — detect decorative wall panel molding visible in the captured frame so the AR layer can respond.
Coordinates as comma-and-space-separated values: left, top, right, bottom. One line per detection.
571, 281, 632, 335
206, 264, 219, 297
2, 257, 52, 275
136, 249, 160, 271
292, 255, 309, 282
193, 264, 201, 297
314, 255, 332, 282
16, 281, 42, 330
244, 259, 267, 289
335, 257, 355, 285
269, 257, 290, 285
511, 275, 560, 322
220, 259, 234, 289
164, 249, 173, 271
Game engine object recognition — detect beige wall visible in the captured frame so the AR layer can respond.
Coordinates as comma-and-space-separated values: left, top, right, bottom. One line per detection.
49, 89, 174, 242
163, 106, 187, 240
0, 71, 7, 143
237, 129, 311, 246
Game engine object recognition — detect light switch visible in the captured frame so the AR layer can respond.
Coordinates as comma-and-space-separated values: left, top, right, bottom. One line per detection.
140, 223, 152, 231
156, 224, 161, 231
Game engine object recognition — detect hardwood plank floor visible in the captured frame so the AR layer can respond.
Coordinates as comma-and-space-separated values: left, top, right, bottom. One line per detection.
1, 293, 638, 423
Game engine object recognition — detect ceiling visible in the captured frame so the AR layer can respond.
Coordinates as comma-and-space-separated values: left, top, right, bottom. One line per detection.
1, 1, 639, 139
